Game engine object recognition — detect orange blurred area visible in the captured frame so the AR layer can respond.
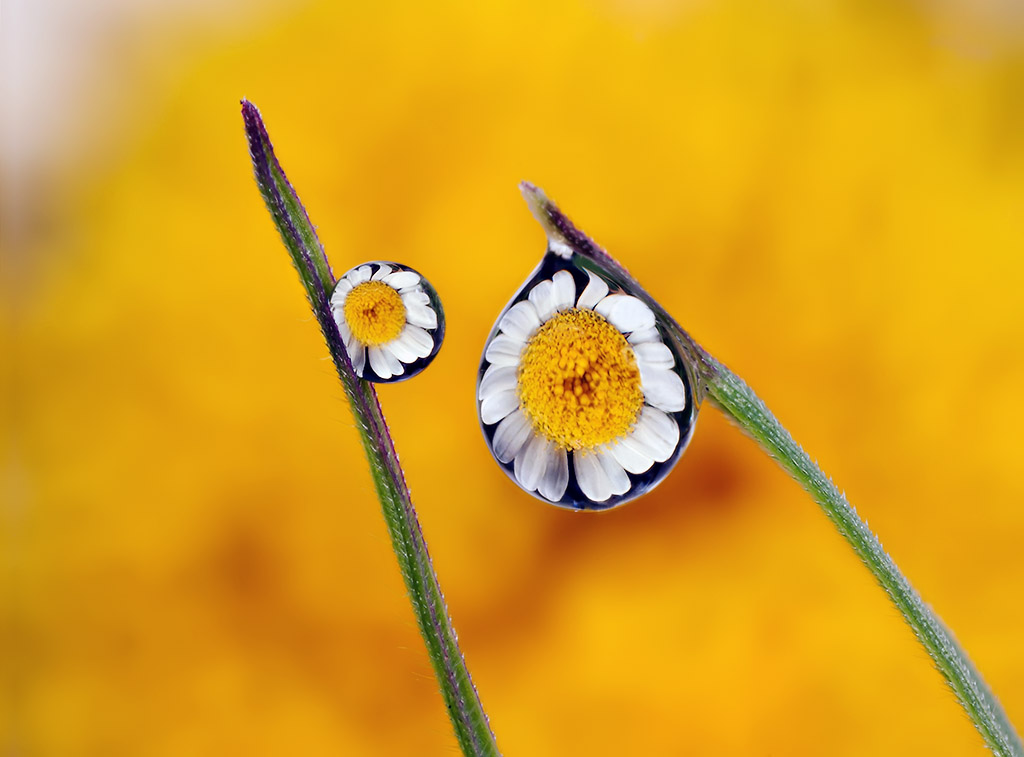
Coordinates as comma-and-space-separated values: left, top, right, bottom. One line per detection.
4, 0, 1024, 754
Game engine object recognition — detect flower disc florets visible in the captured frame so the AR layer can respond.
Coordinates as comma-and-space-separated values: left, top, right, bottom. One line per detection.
517, 308, 643, 450
343, 280, 407, 346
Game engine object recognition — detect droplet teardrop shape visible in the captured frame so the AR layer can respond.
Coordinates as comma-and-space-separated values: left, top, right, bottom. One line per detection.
477, 249, 698, 510
331, 261, 445, 383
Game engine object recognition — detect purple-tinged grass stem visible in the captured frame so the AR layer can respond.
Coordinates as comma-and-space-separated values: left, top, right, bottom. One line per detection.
242, 100, 499, 757
521, 181, 1023, 757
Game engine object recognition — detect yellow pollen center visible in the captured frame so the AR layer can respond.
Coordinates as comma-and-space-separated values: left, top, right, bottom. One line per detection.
517, 308, 644, 450
343, 281, 406, 346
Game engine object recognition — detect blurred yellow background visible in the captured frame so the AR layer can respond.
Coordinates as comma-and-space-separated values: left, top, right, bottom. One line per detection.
5, 0, 1024, 754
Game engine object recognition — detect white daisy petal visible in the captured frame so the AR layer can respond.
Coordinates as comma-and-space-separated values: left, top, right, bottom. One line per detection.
484, 333, 526, 366
331, 279, 353, 303
385, 271, 421, 290
641, 406, 681, 446
381, 345, 405, 376
592, 294, 620, 318
372, 264, 393, 280
573, 450, 612, 503
595, 294, 656, 333
406, 303, 438, 329
349, 265, 372, 285
350, 344, 366, 376
576, 271, 609, 310
617, 435, 656, 466
336, 319, 352, 346
597, 451, 631, 497
608, 439, 654, 475
527, 280, 557, 321
492, 409, 533, 464
368, 346, 395, 380
538, 445, 569, 502
478, 365, 517, 401
401, 290, 430, 307
626, 407, 680, 463
634, 341, 675, 371
497, 300, 541, 342
481, 390, 519, 425
400, 325, 434, 359
387, 332, 420, 363
514, 435, 554, 493
628, 326, 661, 345
342, 327, 361, 357
639, 364, 687, 413
551, 270, 576, 311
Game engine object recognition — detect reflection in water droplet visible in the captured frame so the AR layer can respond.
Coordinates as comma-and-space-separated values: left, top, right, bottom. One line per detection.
477, 250, 698, 510
331, 261, 445, 384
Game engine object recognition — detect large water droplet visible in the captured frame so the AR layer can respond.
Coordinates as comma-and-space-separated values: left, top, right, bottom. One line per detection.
477, 249, 697, 510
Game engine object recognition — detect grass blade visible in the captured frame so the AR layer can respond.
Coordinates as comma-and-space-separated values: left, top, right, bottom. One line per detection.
521, 181, 1023, 757
242, 99, 500, 757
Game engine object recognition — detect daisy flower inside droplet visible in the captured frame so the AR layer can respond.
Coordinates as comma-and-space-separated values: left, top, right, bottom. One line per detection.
331, 261, 445, 383
477, 256, 697, 510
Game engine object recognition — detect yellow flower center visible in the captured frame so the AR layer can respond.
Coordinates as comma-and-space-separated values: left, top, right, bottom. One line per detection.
343, 281, 406, 346
517, 308, 644, 450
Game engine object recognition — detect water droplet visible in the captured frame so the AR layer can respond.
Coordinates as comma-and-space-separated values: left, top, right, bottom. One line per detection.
331, 261, 445, 383
477, 250, 697, 510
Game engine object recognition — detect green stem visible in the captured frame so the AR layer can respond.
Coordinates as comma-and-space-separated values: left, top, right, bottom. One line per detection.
521, 181, 1023, 757
702, 354, 1022, 757
242, 100, 499, 757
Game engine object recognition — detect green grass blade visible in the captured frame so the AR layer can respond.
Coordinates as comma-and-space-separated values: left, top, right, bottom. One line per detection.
242, 100, 499, 757
521, 181, 1023, 757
